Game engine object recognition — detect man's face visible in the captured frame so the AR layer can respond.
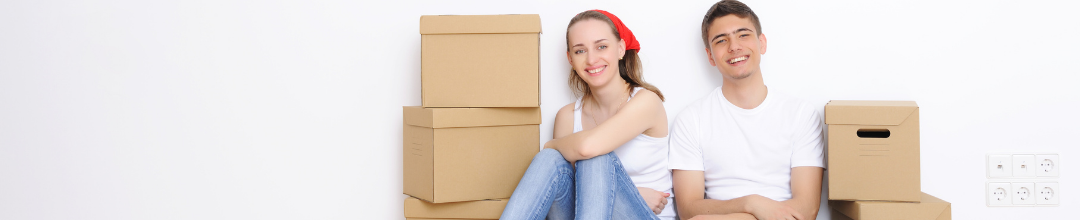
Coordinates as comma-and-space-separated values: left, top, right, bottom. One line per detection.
706, 14, 767, 81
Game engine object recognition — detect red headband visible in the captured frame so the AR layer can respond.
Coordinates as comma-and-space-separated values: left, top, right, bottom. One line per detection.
590, 9, 640, 52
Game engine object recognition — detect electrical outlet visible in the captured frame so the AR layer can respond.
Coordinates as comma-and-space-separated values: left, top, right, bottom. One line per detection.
1036, 182, 1059, 205
1036, 154, 1059, 177
1012, 182, 1035, 205
987, 182, 1012, 206
1013, 154, 1037, 177
987, 154, 1013, 178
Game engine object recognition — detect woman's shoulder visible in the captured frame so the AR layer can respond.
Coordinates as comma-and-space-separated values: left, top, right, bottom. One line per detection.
629, 88, 664, 107
554, 102, 577, 122
558, 102, 576, 115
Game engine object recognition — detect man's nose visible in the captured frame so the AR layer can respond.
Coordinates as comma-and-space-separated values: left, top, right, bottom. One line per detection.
728, 43, 741, 53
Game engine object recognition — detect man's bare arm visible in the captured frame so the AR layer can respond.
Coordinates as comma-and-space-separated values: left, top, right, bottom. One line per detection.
672, 170, 756, 219
673, 168, 816, 220
779, 166, 824, 220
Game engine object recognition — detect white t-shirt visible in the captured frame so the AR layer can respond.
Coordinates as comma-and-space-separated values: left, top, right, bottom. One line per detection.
668, 87, 824, 201
574, 87, 675, 220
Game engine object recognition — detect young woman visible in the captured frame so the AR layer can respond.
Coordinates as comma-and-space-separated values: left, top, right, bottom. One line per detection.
500, 10, 673, 220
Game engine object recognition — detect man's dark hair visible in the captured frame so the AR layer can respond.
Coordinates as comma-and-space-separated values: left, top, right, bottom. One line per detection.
701, 0, 762, 51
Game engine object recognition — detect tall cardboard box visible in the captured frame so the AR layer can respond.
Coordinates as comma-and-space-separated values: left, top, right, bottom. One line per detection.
403, 106, 540, 203
420, 14, 542, 107
830, 192, 951, 220
825, 100, 920, 202
404, 196, 507, 219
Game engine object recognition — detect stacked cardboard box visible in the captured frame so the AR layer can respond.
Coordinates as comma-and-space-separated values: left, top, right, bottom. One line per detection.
825, 101, 951, 220
402, 14, 542, 219
404, 197, 508, 220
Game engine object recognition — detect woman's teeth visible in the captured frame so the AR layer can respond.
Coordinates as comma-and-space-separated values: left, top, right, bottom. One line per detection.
587, 67, 604, 74
728, 56, 747, 64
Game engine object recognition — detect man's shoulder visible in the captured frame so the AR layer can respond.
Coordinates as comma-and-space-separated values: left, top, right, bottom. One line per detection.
767, 90, 820, 115
675, 87, 723, 119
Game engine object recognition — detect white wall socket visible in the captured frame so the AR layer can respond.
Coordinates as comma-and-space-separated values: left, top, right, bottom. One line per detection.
986, 153, 1060, 207
1036, 182, 1059, 205
988, 181, 1060, 207
1012, 182, 1036, 205
1036, 154, 1060, 177
987, 182, 1012, 206
990, 153, 1058, 178
988, 154, 1013, 178
1014, 154, 1037, 177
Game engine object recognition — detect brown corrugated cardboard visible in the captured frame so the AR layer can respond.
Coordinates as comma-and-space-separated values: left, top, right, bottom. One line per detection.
420, 14, 542, 107
825, 100, 920, 202
407, 219, 488, 220
404, 196, 507, 219
830, 192, 951, 220
402, 106, 540, 203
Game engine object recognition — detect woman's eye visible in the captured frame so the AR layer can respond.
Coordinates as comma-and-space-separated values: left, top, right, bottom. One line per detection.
574, 49, 584, 54
598, 45, 607, 50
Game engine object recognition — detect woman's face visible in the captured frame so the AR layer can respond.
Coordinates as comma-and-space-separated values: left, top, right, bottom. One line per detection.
567, 19, 625, 89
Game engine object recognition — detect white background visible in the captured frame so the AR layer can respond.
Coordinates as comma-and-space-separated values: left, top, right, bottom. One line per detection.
1, 0, 1077, 219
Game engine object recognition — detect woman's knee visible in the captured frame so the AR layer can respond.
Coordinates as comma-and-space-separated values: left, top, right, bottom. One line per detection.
575, 152, 618, 170
534, 148, 571, 165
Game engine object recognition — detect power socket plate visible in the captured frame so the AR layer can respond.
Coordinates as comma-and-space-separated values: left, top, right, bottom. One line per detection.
1012, 182, 1035, 205
987, 182, 1012, 206
1036, 182, 1059, 205
1036, 154, 1059, 177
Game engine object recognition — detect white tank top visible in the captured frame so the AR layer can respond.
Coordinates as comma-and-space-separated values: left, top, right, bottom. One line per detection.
574, 87, 675, 219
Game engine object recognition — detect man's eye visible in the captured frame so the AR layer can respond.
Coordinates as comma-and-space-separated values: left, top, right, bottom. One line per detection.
717, 39, 726, 44
740, 34, 750, 38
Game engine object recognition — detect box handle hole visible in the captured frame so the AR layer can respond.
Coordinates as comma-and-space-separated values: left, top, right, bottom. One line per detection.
856, 129, 890, 138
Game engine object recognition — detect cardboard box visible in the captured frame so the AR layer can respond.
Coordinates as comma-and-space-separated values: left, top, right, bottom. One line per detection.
404, 196, 507, 219
825, 100, 920, 202
830, 192, 951, 220
403, 106, 540, 203
407, 219, 488, 220
420, 14, 542, 107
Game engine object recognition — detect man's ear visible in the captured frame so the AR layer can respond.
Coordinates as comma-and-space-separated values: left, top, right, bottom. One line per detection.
706, 48, 717, 67
758, 33, 768, 55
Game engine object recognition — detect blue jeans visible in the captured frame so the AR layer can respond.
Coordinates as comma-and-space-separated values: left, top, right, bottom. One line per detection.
500, 148, 660, 220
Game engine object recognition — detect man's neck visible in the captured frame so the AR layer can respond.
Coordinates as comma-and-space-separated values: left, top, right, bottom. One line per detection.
721, 73, 768, 110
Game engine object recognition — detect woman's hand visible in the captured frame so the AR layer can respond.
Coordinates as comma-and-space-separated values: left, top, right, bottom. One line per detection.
637, 187, 670, 215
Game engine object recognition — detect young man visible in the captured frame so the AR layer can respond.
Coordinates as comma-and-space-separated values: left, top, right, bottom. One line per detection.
669, 1, 825, 220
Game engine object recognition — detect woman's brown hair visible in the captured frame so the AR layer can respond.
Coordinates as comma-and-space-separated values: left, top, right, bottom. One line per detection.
566, 11, 665, 103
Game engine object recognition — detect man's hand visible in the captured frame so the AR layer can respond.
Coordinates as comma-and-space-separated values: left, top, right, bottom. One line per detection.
637, 187, 670, 214
687, 213, 756, 220
746, 195, 803, 220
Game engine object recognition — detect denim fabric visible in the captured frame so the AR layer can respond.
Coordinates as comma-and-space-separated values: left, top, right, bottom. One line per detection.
500, 149, 659, 220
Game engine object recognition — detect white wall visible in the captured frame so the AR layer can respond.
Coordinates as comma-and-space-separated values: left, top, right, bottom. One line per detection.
1, 0, 1077, 219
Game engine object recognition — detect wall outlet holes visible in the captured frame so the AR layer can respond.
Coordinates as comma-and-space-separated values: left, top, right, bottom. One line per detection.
1040, 159, 1053, 172
1040, 187, 1054, 200
1035, 182, 1060, 205
1017, 187, 1030, 200
1036, 154, 1060, 177
993, 187, 1008, 201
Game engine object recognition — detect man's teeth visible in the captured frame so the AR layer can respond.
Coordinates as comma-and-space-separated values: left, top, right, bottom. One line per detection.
588, 67, 604, 74
728, 56, 747, 64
